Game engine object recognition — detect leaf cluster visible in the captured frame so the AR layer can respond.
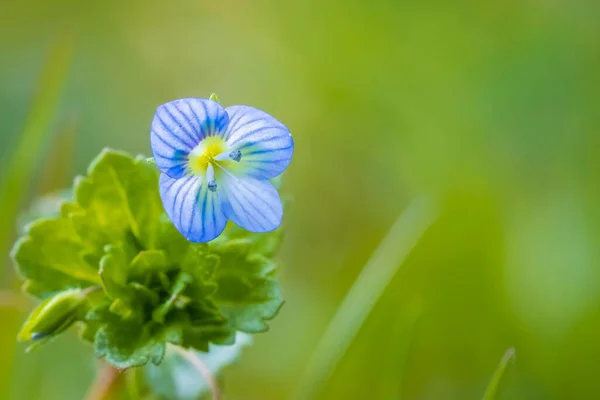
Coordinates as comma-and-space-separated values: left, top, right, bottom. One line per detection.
12, 149, 284, 369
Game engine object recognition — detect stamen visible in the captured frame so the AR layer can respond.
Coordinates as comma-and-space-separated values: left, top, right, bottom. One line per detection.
206, 163, 217, 192
229, 150, 242, 162
214, 150, 242, 162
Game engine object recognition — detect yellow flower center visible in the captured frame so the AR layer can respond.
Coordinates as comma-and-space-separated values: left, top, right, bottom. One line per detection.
188, 136, 228, 176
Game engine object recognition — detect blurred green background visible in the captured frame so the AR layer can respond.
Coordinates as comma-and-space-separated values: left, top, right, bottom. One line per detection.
1, 0, 599, 399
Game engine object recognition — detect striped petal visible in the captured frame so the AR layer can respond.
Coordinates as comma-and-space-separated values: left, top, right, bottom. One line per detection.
159, 173, 227, 242
151, 98, 229, 178
223, 105, 294, 179
219, 175, 283, 232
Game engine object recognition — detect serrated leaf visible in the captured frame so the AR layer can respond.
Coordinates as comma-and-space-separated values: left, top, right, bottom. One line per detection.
74, 149, 162, 250
12, 217, 102, 297
181, 324, 235, 352
210, 240, 284, 333
94, 311, 167, 369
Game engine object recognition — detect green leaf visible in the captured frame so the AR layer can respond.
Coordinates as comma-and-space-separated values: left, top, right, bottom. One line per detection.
129, 250, 169, 280
94, 310, 167, 369
156, 215, 193, 265
153, 272, 193, 324
12, 217, 102, 297
64, 201, 111, 255
74, 149, 162, 250
180, 244, 218, 295
210, 239, 284, 333
99, 244, 131, 300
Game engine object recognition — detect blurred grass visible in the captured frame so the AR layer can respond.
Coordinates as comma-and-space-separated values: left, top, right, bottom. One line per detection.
294, 197, 436, 399
0, 34, 73, 400
0, 34, 72, 260
35, 119, 77, 195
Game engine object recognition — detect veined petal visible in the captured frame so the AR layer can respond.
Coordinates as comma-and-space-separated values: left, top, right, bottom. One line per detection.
159, 174, 227, 242
219, 175, 283, 232
224, 105, 294, 179
151, 98, 229, 178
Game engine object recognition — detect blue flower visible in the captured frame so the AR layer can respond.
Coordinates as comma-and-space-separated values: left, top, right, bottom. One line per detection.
150, 97, 294, 242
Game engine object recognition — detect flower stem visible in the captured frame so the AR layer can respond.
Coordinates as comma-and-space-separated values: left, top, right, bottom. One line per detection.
170, 345, 221, 400
84, 363, 121, 400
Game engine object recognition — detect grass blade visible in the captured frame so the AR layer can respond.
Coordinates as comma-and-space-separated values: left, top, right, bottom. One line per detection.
0, 34, 73, 400
292, 196, 438, 400
378, 308, 420, 399
0, 33, 73, 259
482, 348, 516, 400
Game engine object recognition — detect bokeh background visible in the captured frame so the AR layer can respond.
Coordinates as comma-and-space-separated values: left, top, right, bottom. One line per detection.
1, 1, 599, 399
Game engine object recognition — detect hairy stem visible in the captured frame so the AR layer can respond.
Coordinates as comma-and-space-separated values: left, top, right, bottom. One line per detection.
84, 363, 121, 400
170, 345, 221, 400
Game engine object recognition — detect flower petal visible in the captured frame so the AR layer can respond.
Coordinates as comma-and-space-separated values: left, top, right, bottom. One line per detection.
219, 175, 283, 232
224, 105, 294, 179
159, 174, 227, 242
151, 98, 229, 178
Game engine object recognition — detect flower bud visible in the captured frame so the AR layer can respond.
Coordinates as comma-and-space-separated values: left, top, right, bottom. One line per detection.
17, 289, 87, 341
